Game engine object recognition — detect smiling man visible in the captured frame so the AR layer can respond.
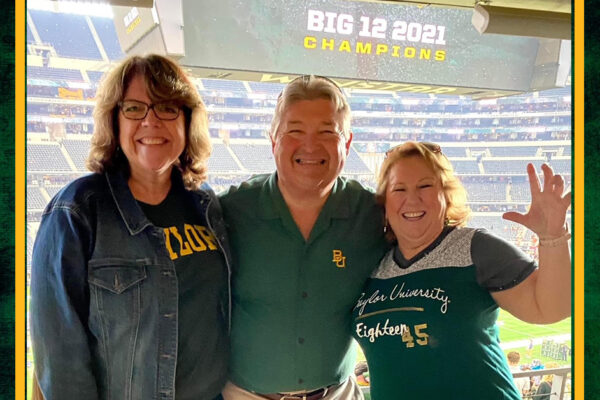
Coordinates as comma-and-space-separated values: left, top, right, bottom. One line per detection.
220, 76, 388, 400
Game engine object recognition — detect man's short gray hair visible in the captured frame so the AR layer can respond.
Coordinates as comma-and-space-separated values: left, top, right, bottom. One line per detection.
269, 75, 351, 141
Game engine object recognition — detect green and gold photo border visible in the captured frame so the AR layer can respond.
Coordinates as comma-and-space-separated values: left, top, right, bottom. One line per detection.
2, 1, 15, 398
582, 0, 596, 398
10, 0, 591, 398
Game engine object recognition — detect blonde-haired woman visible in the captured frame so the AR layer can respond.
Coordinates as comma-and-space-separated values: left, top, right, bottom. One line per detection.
352, 141, 571, 399
30, 54, 231, 400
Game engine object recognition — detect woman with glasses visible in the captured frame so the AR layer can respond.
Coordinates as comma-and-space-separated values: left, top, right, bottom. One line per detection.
352, 141, 571, 399
30, 54, 231, 400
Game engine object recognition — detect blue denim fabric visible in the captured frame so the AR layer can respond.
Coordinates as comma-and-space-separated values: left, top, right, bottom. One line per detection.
29, 169, 232, 400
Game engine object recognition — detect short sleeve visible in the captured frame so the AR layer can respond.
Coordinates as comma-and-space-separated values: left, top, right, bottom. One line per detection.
471, 228, 537, 292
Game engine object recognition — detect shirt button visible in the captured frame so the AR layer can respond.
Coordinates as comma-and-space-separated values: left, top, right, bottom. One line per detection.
301, 291, 308, 299
298, 378, 304, 384
298, 337, 304, 344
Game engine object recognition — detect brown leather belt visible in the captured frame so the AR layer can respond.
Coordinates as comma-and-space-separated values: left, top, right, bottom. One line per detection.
260, 385, 332, 400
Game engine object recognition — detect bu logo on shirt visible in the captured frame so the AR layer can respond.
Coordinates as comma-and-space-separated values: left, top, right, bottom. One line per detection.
332, 250, 346, 268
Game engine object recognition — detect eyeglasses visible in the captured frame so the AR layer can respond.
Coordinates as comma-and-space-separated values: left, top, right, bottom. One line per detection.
118, 99, 182, 121
385, 142, 442, 158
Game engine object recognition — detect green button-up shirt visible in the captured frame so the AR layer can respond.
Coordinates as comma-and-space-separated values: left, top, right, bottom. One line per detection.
220, 173, 388, 393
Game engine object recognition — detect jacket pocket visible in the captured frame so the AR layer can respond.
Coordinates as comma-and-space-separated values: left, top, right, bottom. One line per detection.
88, 258, 148, 294
87, 259, 150, 399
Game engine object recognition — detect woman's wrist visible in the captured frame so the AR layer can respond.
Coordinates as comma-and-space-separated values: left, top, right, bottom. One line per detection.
538, 225, 571, 247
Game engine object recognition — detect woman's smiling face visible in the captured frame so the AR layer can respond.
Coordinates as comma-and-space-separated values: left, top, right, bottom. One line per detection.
385, 155, 447, 259
118, 74, 186, 181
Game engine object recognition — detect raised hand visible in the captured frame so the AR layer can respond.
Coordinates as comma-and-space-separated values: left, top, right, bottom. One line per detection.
502, 163, 571, 238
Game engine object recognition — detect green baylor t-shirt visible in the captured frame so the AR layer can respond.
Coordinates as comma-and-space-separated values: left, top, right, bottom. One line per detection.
352, 227, 536, 400
139, 184, 229, 400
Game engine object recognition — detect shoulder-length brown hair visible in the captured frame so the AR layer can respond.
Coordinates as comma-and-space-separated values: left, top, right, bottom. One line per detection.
86, 54, 211, 190
377, 141, 471, 239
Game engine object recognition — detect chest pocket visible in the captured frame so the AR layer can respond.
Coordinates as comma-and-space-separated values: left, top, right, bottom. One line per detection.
87, 259, 149, 341
88, 260, 147, 294
87, 259, 151, 398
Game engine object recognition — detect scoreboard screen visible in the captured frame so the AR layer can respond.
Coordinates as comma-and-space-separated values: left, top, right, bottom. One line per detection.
179, 0, 550, 96
112, 6, 158, 52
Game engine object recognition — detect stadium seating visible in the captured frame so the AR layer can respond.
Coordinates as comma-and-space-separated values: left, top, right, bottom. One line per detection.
203, 79, 247, 93
29, 10, 103, 60
482, 159, 547, 175
439, 147, 466, 157
89, 16, 124, 60
27, 186, 47, 210
27, 66, 84, 82
344, 149, 372, 174
464, 183, 509, 202
468, 215, 536, 243
27, 143, 73, 172
549, 159, 572, 175
207, 143, 242, 173
62, 139, 91, 171
87, 70, 106, 83
450, 160, 481, 174
488, 146, 539, 157
44, 185, 66, 199
248, 82, 285, 96
27, 22, 36, 44
229, 143, 274, 172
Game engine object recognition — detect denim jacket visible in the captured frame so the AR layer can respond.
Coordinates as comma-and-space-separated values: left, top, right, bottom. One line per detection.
29, 169, 232, 400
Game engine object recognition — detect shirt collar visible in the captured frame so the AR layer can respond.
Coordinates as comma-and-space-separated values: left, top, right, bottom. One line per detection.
257, 172, 351, 219
393, 226, 455, 268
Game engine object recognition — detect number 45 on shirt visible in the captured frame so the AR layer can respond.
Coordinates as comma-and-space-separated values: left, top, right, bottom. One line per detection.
402, 323, 429, 348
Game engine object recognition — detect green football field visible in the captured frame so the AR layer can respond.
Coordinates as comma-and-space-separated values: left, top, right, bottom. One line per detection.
496, 309, 571, 343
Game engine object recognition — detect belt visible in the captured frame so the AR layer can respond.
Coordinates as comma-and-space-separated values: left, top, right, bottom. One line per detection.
260, 385, 333, 400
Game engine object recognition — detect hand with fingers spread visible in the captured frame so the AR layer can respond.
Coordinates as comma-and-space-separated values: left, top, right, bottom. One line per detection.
502, 163, 571, 239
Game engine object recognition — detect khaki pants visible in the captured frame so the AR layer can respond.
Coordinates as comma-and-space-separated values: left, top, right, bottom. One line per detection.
31, 373, 45, 400
222, 377, 364, 400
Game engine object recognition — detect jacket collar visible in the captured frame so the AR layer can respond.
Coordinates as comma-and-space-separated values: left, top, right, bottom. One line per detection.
106, 169, 153, 235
